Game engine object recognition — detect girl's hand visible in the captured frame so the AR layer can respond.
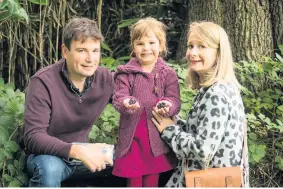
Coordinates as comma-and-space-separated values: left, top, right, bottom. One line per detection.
123, 98, 140, 110
155, 100, 172, 116
152, 106, 174, 133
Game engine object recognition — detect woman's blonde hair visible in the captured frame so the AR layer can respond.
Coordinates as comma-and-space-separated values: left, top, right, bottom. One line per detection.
130, 17, 167, 57
187, 21, 241, 89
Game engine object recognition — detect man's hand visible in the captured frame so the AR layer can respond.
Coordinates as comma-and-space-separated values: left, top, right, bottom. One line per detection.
123, 98, 140, 110
152, 106, 174, 133
69, 143, 113, 172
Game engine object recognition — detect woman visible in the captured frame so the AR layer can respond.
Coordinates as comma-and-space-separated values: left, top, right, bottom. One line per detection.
152, 21, 249, 187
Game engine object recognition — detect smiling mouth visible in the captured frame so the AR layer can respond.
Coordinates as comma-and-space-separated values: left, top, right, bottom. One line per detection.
81, 65, 95, 70
190, 60, 202, 64
82, 65, 95, 67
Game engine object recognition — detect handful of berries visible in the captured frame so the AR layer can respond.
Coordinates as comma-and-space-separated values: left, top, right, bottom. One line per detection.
129, 98, 136, 105
157, 102, 166, 109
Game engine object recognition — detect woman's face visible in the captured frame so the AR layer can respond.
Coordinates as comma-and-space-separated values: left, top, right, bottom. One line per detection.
186, 32, 218, 76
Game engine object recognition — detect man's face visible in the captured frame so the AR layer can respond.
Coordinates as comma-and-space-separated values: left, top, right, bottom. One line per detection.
62, 38, 101, 82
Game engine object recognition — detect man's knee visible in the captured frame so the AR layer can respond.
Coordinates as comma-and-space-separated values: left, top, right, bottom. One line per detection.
27, 154, 72, 187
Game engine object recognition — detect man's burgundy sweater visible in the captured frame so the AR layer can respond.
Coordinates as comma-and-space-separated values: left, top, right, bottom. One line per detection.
22, 59, 113, 160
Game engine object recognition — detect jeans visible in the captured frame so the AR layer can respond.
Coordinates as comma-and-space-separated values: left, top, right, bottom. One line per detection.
26, 154, 112, 187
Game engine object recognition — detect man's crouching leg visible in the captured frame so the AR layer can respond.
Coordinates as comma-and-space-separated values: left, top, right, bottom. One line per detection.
26, 154, 73, 187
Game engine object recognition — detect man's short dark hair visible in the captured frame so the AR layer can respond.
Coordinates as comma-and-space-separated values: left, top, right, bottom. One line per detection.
63, 17, 104, 50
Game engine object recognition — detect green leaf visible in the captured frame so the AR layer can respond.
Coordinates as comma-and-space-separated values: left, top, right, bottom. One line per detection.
0, 99, 6, 107
0, 0, 29, 23
15, 89, 25, 99
5, 141, 19, 152
0, 8, 12, 21
277, 119, 283, 126
258, 113, 265, 120
249, 144, 256, 153
16, 173, 29, 186
7, 164, 16, 176
277, 105, 283, 112
5, 88, 15, 98
118, 18, 140, 28
3, 150, 13, 159
28, 0, 48, 5
275, 156, 283, 170
4, 100, 19, 114
275, 53, 283, 63
278, 44, 283, 54
14, 160, 19, 168
101, 131, 106, 137
117, 56, 131, 61
0, 78, 4, 86
3, 174, 14, 182
101, 57, 116, 68
5, 82, 15, 90
0, 0, 9, 9
8, 180, 22, 187
0, 126, 10, 142
103, 123, 113, 132
249, 133, 257, 140
256, 145, 266, 156
101, 42, 112, 52
89, 125, 99, 141
251, 144, 266, 163
11, 5, 29, 22
263, 117, 271, 124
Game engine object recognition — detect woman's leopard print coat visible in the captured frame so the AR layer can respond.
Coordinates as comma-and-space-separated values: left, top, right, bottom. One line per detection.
161, 82, 249, 187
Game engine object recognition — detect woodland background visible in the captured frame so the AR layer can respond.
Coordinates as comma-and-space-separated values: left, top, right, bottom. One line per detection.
0, 0, 283, 187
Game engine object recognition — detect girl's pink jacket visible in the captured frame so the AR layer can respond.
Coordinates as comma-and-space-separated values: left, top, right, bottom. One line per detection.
113, 57, 181, 158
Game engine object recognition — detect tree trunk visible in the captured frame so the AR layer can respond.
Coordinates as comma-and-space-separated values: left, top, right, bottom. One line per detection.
176, 0, 223, 60
222, 0, 273, 61
177, 0, 274, 62
269, 0, 283, 53
175, 24, 188, 61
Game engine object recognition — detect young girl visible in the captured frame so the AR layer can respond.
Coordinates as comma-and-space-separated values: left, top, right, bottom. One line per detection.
112, 17, 181, 187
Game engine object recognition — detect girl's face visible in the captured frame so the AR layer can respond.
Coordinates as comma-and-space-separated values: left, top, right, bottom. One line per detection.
186, 32, 218, 76
133, 31, 161, 66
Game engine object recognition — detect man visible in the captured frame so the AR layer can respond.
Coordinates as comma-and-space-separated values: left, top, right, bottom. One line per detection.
22, 17, 114, 187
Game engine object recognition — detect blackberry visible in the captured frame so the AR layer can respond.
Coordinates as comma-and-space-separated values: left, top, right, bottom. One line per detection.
157, 102, 166, 109
129, 99, 136, 105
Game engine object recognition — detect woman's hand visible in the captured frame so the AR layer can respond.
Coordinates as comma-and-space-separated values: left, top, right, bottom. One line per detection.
152, 106, 175, 133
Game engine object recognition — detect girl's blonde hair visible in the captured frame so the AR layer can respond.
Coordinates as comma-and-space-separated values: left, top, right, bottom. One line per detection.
187, 21, 241, 89
130, 17, 167, 57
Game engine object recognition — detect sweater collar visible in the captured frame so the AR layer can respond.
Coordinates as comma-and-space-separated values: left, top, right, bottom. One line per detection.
60, 59, 94, 95
116, 57, 166, 75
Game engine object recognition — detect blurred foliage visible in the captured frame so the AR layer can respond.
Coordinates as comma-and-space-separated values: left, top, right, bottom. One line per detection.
0, 0, 188, 90
0, 0, 29, 23
234, 51, 283, 187
0, 78, 28, 187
